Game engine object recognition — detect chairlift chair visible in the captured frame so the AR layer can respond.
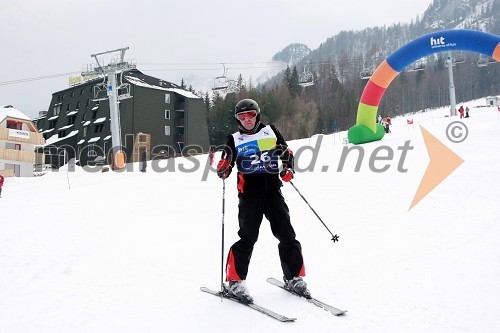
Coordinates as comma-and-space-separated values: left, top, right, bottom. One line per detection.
454, 51, 466, 64
477, 54, 489, 67
359, 58, 375, 80
212, 63, 229, 91
212, 76, 229, 91
299, 64, 314, 87
359, 67, 374, 80
409, 59, 425, 72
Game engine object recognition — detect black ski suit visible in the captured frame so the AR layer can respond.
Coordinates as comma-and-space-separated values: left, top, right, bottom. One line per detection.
222, 122, 305, 281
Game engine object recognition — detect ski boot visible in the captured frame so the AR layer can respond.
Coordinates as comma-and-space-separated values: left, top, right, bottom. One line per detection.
284, 276, 311, 298
224, 280, 254, 304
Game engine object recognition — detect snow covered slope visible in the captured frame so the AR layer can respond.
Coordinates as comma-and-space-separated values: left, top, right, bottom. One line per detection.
1, 98, 500, 332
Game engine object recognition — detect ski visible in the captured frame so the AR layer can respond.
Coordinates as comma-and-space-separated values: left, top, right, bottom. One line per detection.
200, 287, 296, 323
266, 277, 347, 316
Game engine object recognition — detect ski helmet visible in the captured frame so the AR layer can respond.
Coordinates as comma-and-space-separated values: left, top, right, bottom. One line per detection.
235, 98, 260, 117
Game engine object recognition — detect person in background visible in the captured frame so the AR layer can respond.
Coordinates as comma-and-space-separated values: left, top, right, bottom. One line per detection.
465, 106, 470, 118
216, 98, 309, 304
0, 174, 4, 198
384, 116, 391, 133
140, 150, 147, 173
209, 145, 215, 166
458, 105, 465, 119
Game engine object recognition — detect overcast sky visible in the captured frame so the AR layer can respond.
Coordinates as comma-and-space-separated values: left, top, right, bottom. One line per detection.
1, 0, 431, 118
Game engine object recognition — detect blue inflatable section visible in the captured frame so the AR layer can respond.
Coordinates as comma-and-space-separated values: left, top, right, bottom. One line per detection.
386, 30, 500, 73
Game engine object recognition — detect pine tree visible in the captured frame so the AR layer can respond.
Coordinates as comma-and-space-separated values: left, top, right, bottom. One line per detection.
289, 66, 300, 97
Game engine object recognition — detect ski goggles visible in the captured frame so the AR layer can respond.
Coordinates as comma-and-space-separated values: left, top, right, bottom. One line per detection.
235, 110, 257, 121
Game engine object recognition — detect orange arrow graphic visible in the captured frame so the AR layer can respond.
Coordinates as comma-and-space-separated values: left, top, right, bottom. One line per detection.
409, 126, 464, 211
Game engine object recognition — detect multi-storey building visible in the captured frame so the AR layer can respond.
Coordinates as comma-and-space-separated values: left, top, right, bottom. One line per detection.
0, 106, 45, 177
36, 69, 210, 167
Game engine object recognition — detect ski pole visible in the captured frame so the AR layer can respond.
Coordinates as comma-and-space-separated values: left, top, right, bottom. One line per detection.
220, 177, 226, 299
289, 181, 339, 243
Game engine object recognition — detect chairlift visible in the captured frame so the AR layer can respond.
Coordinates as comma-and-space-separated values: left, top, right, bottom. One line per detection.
409, 59, 425, 72
453, 51, 466, 64
299, 64, 314, 87
212, 64, 229, 91
477, 54, 489, 67
359, 58, 375, 80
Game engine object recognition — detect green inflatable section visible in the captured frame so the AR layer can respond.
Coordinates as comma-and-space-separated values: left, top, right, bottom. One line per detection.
347, 123, 386, 144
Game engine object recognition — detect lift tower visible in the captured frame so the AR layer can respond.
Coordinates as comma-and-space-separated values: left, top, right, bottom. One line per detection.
83, 47, 134, 170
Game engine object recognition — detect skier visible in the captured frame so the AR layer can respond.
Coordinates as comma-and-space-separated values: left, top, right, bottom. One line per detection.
384, 116, 391, 133
216, 98, 309, 303
0, 174, 4, 198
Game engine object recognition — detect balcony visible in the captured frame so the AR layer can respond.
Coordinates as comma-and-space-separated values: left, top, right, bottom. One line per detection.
0, 128, 45, 145
0, 148, 43, 164
174, 118, 185, 127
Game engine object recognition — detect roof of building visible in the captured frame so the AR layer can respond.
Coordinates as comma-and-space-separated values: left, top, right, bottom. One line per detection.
0, 105, 31, 124
123, 70, 201, 99
51, 69, 201, 99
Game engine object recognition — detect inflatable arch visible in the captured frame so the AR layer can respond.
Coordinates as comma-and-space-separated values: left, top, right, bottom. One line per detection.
348, 29, 500, 144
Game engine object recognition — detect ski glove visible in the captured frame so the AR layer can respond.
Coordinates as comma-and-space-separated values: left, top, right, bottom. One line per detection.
217, 159, 232, 179
280, 167, 294, 182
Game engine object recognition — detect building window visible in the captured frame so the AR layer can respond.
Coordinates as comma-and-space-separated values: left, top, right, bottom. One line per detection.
6, 120, 22, 130
165, 93, 171, 104
165, 110, 170, 119
76, 101, 81, 110
82, 113, 87, 121
88, 145, 97, 157
53, 104, 61, 116
165, 126, 170, 136
49, 120, 56, 128
68, 116, 76, 125
80, 88, 84, 95
86, 99, 90, 107
83, 127, 88, 137
71, 91, 75, 97
66, 104, 71, 112
92, 110, 98, 120
59, 130, 66, 138
94, 124, 104, 133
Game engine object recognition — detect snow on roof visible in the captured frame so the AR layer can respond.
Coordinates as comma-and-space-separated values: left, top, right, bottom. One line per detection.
88, 137, 100, 143
93, 117, 107, 124
66, 110, 78, 116
43, 130, 79, 146
103, 135, 112, 140
82, 121, 91, 127
42, 128, 54, 134
48, 115, 59, 121
124, 76, 201, 99
92, 105, 99, 111
59, 124, 74, 130
77, 139, 86, 145
0, 105, 31, 124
